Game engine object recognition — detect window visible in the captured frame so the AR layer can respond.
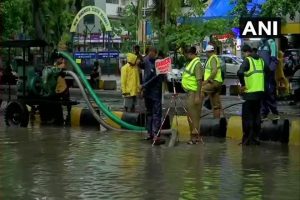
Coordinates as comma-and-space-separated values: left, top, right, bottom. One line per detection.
224, 57, 233, 64
106, 0, 119, 4
121, 0, 127, 5
84, 0, 95, 24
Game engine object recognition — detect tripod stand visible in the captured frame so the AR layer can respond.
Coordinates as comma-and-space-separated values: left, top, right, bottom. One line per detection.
152, 77, 204, 146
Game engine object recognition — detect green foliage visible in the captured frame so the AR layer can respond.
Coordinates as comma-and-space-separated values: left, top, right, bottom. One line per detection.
144, 0, 231, 51
115, 4, 141, 53
231, 0, 300, 25
261, 0, 300, 20
0, 0, 31, 40
164, 18, 231, 50
0, 0, 73, 47
33, 0, 74, 45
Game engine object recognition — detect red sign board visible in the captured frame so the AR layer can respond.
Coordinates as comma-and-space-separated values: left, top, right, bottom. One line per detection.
155, 57, 172, 74
213, 33, 233, 40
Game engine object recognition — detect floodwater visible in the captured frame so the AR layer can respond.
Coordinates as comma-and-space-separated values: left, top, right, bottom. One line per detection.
0, 127, 299, 200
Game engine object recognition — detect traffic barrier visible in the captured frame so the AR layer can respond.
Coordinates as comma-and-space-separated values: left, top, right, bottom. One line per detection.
70, 106, 99, 127
71, 108, 171, 130
229, 85, 240, 96
221, 84, 226, 95
105, 111, 171, 130
171, 115, 227, 141
226, 116, 290, 144
105, 111, 123, 129
68, 107, 298, 145
99, 80, 104, 89
287, 120, 300, 146
260, 119, 289, 143
226, 116, 243, 140
200, 117, 227, 137
103, 80, 117, 90
171, 116, 190, 141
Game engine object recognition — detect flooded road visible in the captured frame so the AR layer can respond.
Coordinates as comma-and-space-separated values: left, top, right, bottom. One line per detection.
0, 127, 299, 200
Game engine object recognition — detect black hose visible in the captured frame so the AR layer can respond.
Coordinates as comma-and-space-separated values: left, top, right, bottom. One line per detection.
200, 102, 243, 118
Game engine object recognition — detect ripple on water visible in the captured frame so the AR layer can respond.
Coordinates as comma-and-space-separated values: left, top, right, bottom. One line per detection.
0, 127, 299, 199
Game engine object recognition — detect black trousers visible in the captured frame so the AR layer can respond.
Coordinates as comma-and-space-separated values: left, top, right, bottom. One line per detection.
144, 97, 162, 136
242, 100, 262, 143
261, 89, 279, 117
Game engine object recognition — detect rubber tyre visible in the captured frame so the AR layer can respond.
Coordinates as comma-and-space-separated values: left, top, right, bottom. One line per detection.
4, 101, 29, 127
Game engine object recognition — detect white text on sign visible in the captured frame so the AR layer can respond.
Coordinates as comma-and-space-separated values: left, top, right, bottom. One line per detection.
155, 57, 172, 75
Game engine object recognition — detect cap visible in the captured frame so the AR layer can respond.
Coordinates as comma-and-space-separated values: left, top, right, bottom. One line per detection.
205, 45, 214, 52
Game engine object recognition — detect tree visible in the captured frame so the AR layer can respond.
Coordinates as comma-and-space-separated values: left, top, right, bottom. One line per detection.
261, 0, 300, 20
231, 0, 300, 25
0, 0, 30, 40
0, 0, 74, 47
115, 4, 141, 52
31, 0, 74, 45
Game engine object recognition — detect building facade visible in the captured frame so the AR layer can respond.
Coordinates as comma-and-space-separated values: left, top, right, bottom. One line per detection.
73, 0, 140, 52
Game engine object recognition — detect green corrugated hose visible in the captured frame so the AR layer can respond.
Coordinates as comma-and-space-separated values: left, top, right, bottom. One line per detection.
59, 51, 146, 131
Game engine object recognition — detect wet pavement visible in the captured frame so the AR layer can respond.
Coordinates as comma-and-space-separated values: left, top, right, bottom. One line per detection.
0, 126, 299, 200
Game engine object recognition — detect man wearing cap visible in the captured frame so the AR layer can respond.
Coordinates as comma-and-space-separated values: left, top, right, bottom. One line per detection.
201, 45, 223, 118
182, 46, 203, 144
237, 44, 268, 145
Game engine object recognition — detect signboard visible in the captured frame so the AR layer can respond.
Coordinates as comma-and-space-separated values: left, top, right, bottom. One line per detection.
73, 34, 122, 43
76, 59, 81, 64
98, 51, 119, 59
74, 51, 119, 59
74, 52, 96, 59
155, 57, 172, 75
70, 6, 112, 32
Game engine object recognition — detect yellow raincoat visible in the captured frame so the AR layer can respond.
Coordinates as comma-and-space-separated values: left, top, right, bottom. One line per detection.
275, 51, 290, 96
121, 53, 140, 97
55, 60, 67, 94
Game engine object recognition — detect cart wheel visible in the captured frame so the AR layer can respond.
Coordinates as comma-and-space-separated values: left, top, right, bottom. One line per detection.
4, 101, 29, 127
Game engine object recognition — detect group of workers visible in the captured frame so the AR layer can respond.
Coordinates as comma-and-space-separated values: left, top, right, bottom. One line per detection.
121, 47, 166, 145
120, 39, 283, 146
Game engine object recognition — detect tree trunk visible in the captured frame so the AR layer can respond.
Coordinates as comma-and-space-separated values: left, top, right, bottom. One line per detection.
32, 0, 46, 40
75, 0, 83, 12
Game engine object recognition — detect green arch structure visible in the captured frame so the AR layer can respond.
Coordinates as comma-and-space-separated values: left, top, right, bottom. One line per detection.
70, 6, 112, 32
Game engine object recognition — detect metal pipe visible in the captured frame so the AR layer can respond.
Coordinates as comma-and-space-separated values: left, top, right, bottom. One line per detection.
66, 70, 172, 134
66, 70, 121, 131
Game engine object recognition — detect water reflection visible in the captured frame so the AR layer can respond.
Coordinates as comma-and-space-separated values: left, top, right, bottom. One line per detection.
0, 127, 299, 200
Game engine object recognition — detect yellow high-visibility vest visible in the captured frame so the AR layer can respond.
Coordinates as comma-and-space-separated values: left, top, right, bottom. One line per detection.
182, 57, 201, 91
204, 55, 223, 83
244, 57, 265, 93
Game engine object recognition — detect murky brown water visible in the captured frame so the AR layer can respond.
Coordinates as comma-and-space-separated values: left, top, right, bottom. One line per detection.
0, 127, 299, 200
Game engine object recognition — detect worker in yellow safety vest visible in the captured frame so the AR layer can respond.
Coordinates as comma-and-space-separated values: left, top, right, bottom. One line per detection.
182, 46, 203, 144
201, 44, 223, 118
237, 44, 268, 145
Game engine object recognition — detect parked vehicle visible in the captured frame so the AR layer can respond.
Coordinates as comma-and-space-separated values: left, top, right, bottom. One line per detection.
219, 54, 243, 75
166, 55, 227, 83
